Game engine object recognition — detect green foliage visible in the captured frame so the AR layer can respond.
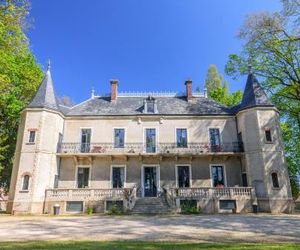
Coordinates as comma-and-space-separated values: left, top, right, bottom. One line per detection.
107, 202, 124, 215
180, 200, 201, 214
0, 0, 43, 189
86, 207, 93, 215
205, 65, 243, 106
225, 1, 300, 188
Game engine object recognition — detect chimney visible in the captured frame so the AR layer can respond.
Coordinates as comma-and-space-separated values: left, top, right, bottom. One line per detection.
110, 79, 119, 102
185, 79, 193, 101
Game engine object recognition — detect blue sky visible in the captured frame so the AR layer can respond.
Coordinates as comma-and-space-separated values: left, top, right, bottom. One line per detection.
28, 0, 281, 103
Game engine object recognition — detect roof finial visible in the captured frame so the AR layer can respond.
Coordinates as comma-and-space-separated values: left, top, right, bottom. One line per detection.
248, 64, 252, 74
47, 59, 51, 71
91, 87, 95, 99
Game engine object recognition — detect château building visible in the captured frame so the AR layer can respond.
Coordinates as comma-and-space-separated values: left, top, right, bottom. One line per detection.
7, 64, 293, 214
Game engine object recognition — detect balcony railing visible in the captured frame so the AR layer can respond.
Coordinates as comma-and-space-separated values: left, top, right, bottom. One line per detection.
170, 187, 253, 199
57, 142, 243, 154
45, 188, 127, 201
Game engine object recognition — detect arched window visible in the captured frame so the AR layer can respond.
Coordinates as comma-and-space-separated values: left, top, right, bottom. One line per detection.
271, 172, 279, 188
22, 175, 30, 190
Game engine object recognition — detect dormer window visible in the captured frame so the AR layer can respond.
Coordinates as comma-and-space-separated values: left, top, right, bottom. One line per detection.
143, 96, 158, 114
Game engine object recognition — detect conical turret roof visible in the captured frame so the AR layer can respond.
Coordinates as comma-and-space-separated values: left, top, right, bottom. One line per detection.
27, 63, 59, 111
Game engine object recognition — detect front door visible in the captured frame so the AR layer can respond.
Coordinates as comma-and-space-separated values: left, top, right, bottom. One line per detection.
144, 167, 157, 197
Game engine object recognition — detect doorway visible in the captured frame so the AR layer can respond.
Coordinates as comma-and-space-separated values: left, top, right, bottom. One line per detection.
142, 166, 159, 197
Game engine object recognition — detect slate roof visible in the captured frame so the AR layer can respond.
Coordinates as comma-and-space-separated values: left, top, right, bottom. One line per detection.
238, 72, 273, 111
28, 67, 60, 111
27, 68, 274, 116
65, 96, 233, 116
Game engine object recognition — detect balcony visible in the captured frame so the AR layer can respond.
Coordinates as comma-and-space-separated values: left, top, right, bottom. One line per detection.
57, 142, 243, 155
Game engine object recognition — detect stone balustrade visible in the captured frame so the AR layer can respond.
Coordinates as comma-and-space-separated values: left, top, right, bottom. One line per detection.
57, 142, 243, 155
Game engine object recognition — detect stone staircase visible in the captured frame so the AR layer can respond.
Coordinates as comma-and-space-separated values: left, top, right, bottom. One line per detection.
131, 196, 173, 214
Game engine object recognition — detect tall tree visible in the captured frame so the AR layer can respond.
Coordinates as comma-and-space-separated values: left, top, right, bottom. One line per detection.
225, 0, 300, 197
205, 65, 242, 106
0, 0, 43, 190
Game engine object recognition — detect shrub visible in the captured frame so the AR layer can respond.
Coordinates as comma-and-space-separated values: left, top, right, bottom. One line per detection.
180, 200, 201, 214
86, 207, 93, 215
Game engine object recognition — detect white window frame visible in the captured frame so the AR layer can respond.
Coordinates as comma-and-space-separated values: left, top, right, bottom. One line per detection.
270, 170, 280, 189
175, 164, 192, 188
28, 130, 36, 143
175, 128, 189, 147
112, 127, 127, 148
75, 165, 91, 188
209, 164, 227, 187
143, 127, 159, 153
110, 165, 127, 188
79, 127, 92, 143
264, 128, 273, 144
208, 127, 222, 144
20, 174, 31, 191
141, 164, 160, 197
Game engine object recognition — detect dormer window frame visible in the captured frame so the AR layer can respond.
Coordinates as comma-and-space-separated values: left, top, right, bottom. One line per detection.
143, 96, 158, 114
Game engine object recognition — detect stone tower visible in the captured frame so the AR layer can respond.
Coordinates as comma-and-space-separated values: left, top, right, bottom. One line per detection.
236, 71, 293, 213
7, 64, 64, 214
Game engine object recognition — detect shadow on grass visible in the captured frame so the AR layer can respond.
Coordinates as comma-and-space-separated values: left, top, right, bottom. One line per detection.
0, 241, 299, 250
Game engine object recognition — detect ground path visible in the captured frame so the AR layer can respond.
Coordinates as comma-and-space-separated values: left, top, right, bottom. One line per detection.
0, 214, 299, 243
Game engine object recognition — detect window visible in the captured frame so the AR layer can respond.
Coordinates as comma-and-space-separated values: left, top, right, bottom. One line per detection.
176, 129, 188, 148
219, 200, 236, 210
112, 166, 125, 188
177, 166, 190, 187
145, 128, 156, 153
81, 129, 91, 153
265, 129, 273, 143
211, 165, 225, 187
242, 173, 248, 187
271, 172, 279, 188
77, 167, 89, 188
28, 131, 36, 143
114, 129, 125, 148
66, 201, 83, 212
22, 175, 30, 190
209, 128, 221, 152
143, 96, 158, 113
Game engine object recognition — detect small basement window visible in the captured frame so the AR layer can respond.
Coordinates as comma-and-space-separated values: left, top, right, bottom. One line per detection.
265, 129, 272, 143
219, 200, 236, 210
66, 201, 83, 212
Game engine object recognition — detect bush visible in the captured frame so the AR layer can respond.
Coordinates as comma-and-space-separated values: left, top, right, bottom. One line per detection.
86, 207, 93, 215
107, 201, 124, 215
180, 200, 201, 214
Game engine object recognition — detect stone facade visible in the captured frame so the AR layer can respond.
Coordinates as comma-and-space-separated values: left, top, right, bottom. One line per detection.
7, 66, 293, 214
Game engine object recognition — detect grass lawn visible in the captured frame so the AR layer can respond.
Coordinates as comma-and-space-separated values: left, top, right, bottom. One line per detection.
0, 241, 299, 250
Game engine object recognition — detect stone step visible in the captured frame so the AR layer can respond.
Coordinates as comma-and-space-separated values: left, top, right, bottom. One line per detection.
131, 196, 173, 214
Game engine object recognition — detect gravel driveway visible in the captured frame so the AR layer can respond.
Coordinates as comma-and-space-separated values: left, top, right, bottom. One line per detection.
0, 214, 299, 243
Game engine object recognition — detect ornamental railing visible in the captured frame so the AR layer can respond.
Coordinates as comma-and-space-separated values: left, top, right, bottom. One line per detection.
45, 188, 127, 201
169, 187, 253, 199
57, 142, 243, 154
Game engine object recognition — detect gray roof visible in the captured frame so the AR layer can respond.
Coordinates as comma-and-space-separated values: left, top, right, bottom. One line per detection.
27, 69, 273, 116
238, 73, 273, 111
28, 68, 60, 111
65, 96, 234, 116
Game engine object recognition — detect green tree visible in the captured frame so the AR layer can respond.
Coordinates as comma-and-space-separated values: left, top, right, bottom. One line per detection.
0, 0, 43, 190
225, 0, 300, 197
205, 65, 243, 106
